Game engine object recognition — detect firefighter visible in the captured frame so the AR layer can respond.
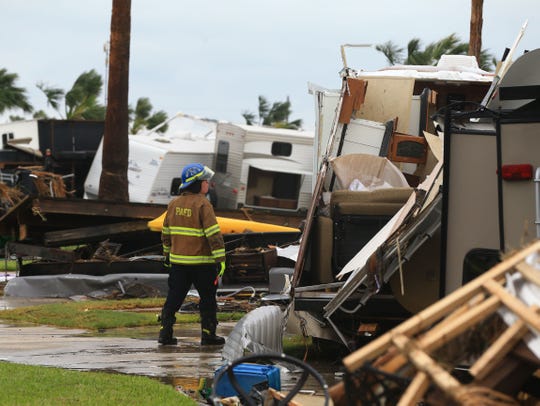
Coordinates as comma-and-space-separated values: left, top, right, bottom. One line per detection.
158, 163, 226, 346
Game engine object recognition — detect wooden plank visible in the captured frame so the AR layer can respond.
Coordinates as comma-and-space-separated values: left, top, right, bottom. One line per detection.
32, 197, 305, 228
380, 294, 485, 372
43, 221, 150, 246
515, 262, 540, 287
397, 372, 430, 406
355, 76, 415, 133
0, 195, 29, 223
418, 295, 500, 350
469, 314, 529, 380
483, 278, 540, 333
34, 197, 166, 219
6, 242, 76, 262
391, 334, 462, 395
342, 240, 540, 372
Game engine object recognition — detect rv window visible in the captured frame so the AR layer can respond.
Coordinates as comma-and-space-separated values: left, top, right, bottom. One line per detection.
170, 178, 182, 196
462, 248, 500, 284
1, 133, 13, 146
271, 142, 292, 157
216, 141, 229, 173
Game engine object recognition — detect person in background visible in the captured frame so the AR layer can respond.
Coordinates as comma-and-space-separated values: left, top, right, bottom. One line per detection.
43, 148, 54, 172
158, 163, 226, 346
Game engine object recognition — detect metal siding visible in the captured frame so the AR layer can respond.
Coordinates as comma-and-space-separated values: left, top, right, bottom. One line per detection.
214, 123, 245, 209
445, 132, 499, 294
500, 122, 540, 250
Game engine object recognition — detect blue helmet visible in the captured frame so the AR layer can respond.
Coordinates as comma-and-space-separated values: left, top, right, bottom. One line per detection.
179, 163, 215, 190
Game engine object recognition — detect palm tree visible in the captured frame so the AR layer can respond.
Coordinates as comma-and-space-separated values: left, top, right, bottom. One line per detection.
376, 34, 495, 71
36, 82, 64, 117
375, 41, 404, 66
37, 70, 106, 120
98, 0, 131, 202
130, 97, 168, 134
243, 95, 303, 130
0, 68, 33, 115
64, 70, 106, 120
241, 111, 256, 125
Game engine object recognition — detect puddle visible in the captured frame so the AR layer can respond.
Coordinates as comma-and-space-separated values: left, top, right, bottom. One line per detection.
0, 296, 343, 402
159, 363, 341, 403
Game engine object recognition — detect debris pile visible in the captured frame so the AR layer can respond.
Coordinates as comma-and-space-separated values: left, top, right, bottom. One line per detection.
26, 169, 68, 198
330, 240, 540, 405
0, 182, 26, 219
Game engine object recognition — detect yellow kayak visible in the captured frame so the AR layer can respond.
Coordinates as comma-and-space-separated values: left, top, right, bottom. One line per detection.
148, 212, 300, 234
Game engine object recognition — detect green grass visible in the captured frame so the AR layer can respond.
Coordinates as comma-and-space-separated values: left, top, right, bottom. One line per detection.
1, 259, 18, 272
0, 298, 245, 330
0, 361, 196, 406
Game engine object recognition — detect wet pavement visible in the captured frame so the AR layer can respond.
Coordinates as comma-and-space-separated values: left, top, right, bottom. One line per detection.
0, 295, 337, 404
0, 295, 234, 380
0, 322, 234, 378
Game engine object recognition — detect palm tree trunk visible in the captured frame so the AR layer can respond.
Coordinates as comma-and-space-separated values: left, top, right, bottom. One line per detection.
468, 0, 483, 61
99, 0, 131, 201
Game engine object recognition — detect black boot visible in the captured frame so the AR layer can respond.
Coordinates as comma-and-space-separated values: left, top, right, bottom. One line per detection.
201, 315, 225, 346
201, 330, 225, 346
158, 312, 177, 345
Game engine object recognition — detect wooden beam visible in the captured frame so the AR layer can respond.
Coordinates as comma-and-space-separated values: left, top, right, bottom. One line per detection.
469, 311, 531, 380
6, 242, 76, 262
342, 240, 540, 372
391, 334, 462, 395
397, 372, 430, 406
483, 279, 540, 332
516, 262, 540, 287
43, 221, 150, 246
33, 197, 165, 219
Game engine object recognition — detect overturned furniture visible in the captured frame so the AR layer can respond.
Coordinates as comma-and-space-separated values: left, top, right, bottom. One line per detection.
330, 240, 540, 405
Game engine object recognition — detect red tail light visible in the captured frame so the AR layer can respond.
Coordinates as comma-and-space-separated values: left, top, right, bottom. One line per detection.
501, 164, 533, 181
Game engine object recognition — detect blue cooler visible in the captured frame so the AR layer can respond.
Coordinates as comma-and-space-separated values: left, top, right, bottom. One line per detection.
214, 363, 281, 397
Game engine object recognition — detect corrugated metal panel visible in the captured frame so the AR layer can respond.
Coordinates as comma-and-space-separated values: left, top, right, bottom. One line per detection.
221, 305, 284, 362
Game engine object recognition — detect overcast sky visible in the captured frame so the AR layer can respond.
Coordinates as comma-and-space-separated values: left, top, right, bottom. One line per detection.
2, 0, 538, 130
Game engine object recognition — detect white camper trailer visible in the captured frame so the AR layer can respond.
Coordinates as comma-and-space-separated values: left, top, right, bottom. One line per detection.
84, 114, 216, 205
0, 120, 41, 152
212, 122, 314, 211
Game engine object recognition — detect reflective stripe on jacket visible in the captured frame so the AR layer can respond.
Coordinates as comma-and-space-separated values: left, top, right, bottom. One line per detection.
162, 192, 225, 265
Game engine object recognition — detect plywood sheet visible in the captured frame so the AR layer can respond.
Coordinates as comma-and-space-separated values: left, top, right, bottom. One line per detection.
355, 77, 415, 133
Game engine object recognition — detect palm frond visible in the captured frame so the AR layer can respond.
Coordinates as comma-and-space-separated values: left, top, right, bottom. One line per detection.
375, 41, 404, 65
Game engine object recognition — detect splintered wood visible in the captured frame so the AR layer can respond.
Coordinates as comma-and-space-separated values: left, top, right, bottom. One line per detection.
0, 183, 27, 221
333, 240, 540, 405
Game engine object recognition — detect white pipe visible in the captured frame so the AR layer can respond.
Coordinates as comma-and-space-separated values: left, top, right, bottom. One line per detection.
140, 111, 184, 136
339, 43, 372, 70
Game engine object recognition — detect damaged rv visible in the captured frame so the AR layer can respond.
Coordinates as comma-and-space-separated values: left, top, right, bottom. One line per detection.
284, 45, 540, 351
212, 123, 314, 212
84, 113, 217, 205
0, 119, 103, 197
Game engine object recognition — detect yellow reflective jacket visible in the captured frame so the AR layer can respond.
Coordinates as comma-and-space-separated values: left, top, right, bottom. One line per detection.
162, 192, 225, 265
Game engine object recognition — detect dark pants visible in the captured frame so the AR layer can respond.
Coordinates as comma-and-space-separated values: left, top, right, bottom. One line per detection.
161, 263, 218, 333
